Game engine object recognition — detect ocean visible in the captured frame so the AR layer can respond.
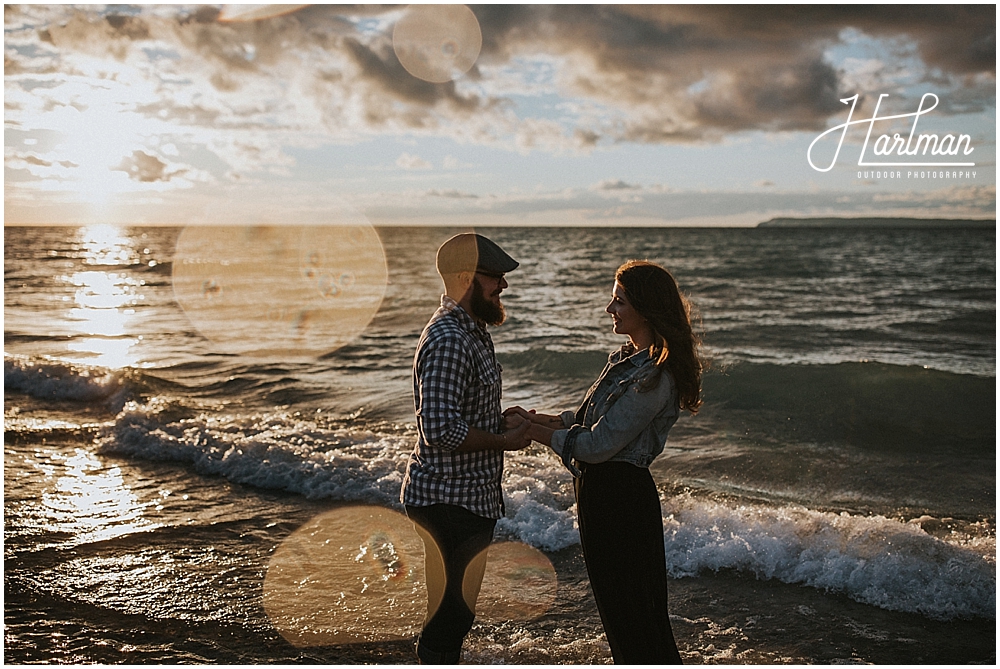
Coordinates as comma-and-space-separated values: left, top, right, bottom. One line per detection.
4, 224, 995, 664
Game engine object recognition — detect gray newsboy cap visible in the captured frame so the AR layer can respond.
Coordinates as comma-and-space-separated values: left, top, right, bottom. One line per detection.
436, 233, 519, 275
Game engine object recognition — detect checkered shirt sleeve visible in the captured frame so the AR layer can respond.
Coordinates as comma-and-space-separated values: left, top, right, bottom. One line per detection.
401, 297, 505, 518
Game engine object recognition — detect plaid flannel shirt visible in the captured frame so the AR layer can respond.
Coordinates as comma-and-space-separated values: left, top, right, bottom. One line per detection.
401, 295, 505, 519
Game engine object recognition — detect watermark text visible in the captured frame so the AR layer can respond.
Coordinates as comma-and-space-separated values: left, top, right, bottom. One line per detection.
809, 94, 975, 172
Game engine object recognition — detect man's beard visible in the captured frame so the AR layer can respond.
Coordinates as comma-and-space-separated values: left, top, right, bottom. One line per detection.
471, 277, 506, 326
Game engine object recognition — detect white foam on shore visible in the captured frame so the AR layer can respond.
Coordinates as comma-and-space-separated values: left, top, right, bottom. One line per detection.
662, 494, 995, 621
97, 399, 410, 507
96, 400, 995, 622
4, 354, 131, 411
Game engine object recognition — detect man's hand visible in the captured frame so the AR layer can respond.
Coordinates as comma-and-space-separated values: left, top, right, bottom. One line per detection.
501, 413, 532, 450
503, 405, 533, 424
502, 406, 533, 429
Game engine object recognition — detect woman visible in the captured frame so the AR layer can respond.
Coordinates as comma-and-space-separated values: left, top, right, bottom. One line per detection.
505, 259, 703, 664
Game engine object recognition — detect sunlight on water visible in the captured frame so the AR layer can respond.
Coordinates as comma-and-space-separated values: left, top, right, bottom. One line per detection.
263, 506, 560, 647
65, 337, 139, 368
38, 448, 160, 545
172, 225, 388, 357
79, 225, 137, 266
61, 227, 144, 368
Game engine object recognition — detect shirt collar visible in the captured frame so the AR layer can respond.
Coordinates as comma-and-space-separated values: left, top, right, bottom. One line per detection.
441, 294, 486, 332
612, 342, 653, 367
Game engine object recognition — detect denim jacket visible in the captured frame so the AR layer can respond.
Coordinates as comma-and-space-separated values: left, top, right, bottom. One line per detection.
549, 344, 679, 473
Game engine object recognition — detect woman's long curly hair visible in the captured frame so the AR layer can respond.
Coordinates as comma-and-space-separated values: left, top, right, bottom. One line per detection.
616, 260, 704, 414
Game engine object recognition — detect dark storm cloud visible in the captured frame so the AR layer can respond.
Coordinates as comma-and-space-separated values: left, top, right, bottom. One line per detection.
33, 11, 151, 60
688, 58, 843, 133
515, 5, 995, 77
6, 4, 994, 150
811, 5, 995, 74
341, 37, 486, 115
104, 14, 151, 40
468, 4, 995, 138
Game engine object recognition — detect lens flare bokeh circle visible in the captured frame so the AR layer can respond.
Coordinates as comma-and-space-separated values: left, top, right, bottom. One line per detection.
263, 506, 425, 647
263, 506, 559, 647
393, 4, 482, 83
476, 541, 559, 623
172, 225, 387, 357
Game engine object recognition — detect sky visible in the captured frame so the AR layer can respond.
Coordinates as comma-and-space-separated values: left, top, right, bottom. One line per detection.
4, 3, 997, 227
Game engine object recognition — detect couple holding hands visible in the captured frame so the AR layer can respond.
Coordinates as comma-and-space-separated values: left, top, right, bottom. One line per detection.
401, 233, 704, 664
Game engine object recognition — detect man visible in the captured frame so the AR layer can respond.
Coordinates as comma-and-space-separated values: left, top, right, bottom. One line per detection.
401, 232, 531, 664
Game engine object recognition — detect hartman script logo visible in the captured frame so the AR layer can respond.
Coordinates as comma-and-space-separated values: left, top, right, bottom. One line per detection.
808, 94, 975, 172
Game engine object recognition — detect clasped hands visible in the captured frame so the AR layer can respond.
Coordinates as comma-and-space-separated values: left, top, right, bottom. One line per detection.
501, 406, 563, 449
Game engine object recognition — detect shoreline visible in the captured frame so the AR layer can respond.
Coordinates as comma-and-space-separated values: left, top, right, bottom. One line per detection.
5, 528, 995, 665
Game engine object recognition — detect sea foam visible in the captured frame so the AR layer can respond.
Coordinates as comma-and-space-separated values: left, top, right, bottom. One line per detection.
97, 399, 410, 506
4, 354, 132, 412
96, 400, 995, 622
662, 494, 995, 621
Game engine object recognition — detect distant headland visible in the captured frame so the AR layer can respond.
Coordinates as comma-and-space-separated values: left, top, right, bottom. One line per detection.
758, 217, 995, 228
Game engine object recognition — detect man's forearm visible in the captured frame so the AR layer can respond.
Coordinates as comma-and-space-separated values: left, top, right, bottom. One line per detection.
455, 425, 511, 452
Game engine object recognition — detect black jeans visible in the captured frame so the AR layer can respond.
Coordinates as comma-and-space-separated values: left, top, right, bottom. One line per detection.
405, 504, 497, 664
575, 461, 683, 664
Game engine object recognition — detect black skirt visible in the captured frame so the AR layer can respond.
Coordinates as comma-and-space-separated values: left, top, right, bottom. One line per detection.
575, 461, 683, 664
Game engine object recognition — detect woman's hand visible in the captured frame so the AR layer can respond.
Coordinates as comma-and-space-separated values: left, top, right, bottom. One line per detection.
503, 406, 564, 428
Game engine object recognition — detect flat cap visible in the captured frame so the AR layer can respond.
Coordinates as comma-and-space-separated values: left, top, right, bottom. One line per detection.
436, 233, 519, 275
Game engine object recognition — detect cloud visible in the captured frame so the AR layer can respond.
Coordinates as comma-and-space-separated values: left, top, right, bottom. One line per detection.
354, 179, 996, 227
873, 183, 996, 208
5, 151, 78, 174
592, 179, 641, 191
471, 5, 995, 141
9, 5, 992, 148
114, 150, 181, 182
427, 189, 478, 199
396, 152, 432, 170
3, 2, 994, 210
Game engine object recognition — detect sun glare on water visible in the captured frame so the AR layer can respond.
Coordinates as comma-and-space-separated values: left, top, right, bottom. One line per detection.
62, 225, 145, 369
38, 448, 161, 546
